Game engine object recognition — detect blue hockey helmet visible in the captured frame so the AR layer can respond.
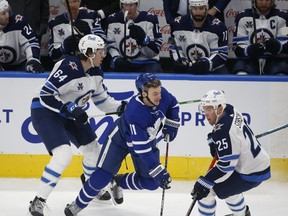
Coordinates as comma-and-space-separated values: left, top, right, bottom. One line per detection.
135, 73, 161, 94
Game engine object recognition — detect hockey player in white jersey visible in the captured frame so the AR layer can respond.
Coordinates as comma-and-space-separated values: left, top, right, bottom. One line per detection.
169, 0, 228, 74
48, 0, 106, 62
106, 0, 163, 72
28, 34, 126, 216
190, 90, 271, 216
233, 0, 288, 75
64, 73, 180, 216
0, 0, 44, 72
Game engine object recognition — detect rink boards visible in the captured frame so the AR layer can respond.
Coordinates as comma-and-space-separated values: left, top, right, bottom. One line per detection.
0, 73, 287, 180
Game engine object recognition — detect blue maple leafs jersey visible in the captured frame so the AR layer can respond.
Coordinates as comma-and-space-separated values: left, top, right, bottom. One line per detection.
170, 14, 228, 71
0, 14, 40, 66
106, 11, 162, 62
205, 104, 271, 183
118, 87, 179, 169
32, 55, 120, 113
48, 8, 106, 61
233, 8, 288, 57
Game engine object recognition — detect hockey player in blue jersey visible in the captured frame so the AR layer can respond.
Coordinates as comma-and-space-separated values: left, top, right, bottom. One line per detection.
233, 0, 288, 75
48, 0, 106, 62
169, 0, 228, 74
106, 0, 163, 72
190, 90, 271, 216
64, 73, 180, 216
0, 0, 44, 72
28, 34, 126, 216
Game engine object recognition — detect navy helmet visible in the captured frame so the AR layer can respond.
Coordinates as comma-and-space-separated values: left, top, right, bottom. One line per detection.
135, 73, 161, 94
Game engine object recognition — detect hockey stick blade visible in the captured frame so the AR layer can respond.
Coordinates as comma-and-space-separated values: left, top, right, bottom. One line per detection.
256, 123, 288, 139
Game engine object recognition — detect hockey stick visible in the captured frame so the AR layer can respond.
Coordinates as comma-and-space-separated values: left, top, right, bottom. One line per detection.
123, 11, 129, 60
160, 134, 170, 216
168, 37, 193, 67
65, 0, 76, 55
255, 123, 288, 139
89, 111, 122, 118
179, 99, 201, 105
185, 156, 217, 216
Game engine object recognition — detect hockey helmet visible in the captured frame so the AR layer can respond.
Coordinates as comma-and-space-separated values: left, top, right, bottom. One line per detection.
189, 0, 208, 7
0, 0, 9, 13
199, 90, 226, 113
78, 34, 105, 55
135, 73, 161, 94
120, 0, 139, 4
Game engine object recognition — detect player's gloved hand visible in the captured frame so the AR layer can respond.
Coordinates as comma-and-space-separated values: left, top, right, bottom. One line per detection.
74, 19, 91, 36
0, 63, 5, 71
162, 118, 180, 142
191, 176, 215, 200
36, 23, 48, 38
245, 43, 265, 58
149, 164, 171, 189
26, 59, 45, 73
264, 38, 282, 55
190, 58, 211, 74
117, 101, 127, 116
61, 102, 88, 125
62, 35, 80, 54
128, 24, 150, 46
207, 133, 217, 157
111, 56, 132, 72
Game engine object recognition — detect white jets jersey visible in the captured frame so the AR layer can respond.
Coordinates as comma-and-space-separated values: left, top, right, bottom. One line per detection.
170, 14, 228, 71
0, 14, 40, 66
106, 11, 162, 62
206, 104, 271, 184
32, 55, 120, 114
233, 8, 288, 55
48, 8, 106, 61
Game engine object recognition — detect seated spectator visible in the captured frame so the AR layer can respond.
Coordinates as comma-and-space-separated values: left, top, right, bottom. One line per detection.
107, 0, 163, 72
233, 0, 288, 75
0, 0, 44, 73
48, 0, 106, 62
7, 0, 49, 43
169, 0, 228, 74
163, 0, 231, 25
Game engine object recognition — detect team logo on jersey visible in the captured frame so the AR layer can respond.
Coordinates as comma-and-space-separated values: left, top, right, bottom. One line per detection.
250, 28, 274, 44
213, 123, 223, 132
15, 15, 23, 23
0, 46, 17, 64
178, 35, 186, 42
212, 18, 221, 25
119, 36, 140, 59
245, 21, 254, 29
69, 61, 78, 70
113, 27, 121, 35
186, 44, 209, 62
77, 83, 84, 90
58, 29, 65, 37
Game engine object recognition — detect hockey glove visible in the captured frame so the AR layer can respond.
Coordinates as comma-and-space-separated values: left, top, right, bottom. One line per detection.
162, 119, 180, 142
117, 101, 127, 116
61, 102, 88, 125
0, 63, 4, 71
74, 19, 91, 36
149, 164, 171, 189
244, 43, 265, 58
191, 176, 215, 200
190, 58, 211, 74
264, 38, 282, 55
62, 35, 80, 54
111, 56, 132, 72
207, 133, 217, 157
26, 59, 45, 73
128, 24, 150, 46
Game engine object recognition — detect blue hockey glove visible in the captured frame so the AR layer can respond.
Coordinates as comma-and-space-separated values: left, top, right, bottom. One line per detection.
207, 133, 217, 157
74, 19, 91, 36
244, 43, 265, 58
111, 56, 132, 72
190, 58, 211, 74
264, 38, 282, 55
128, 24, 150, 46
149, 164, 171, 189
162, 118, 180, 142
191, 176, 215, 200
61, 102, 88, 125
26, 59, 45, 73
62, 35, 81, 54
117, 101, 127, 116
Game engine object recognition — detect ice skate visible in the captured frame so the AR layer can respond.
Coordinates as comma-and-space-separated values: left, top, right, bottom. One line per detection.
29, 196, 47, 216
64, 201, 82, 216
109, 174, 124, 205
225, 205, 251, 216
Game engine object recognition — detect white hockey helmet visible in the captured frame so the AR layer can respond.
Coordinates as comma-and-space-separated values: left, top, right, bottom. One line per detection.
120, 0, 139, 4
0, 0, 9, 13
199, 90, 226, 113
78, 34, 105, 55
189, 0, 208, 7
